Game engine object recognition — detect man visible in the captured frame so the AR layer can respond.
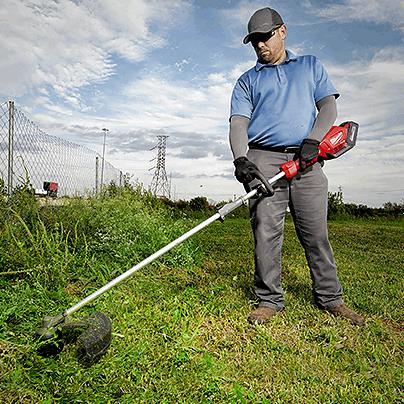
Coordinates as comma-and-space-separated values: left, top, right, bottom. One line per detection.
229, 7, 364, 326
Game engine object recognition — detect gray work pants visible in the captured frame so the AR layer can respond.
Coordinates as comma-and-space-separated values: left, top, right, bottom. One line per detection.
247, 149, 343, 311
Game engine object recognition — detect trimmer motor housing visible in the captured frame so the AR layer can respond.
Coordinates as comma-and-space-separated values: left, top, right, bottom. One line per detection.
318, 121, 358, 159
280, 121, 359, 179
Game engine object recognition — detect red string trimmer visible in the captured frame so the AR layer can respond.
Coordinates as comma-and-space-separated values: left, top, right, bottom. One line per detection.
36, 121, 358, 364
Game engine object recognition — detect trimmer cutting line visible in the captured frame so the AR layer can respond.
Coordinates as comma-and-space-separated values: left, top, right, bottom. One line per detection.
36, 121, 359, 365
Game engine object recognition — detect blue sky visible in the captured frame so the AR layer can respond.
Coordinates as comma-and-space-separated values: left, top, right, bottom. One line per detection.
1, 0, 403, 206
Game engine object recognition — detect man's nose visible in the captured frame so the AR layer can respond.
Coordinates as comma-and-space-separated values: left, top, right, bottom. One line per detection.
256, 41, 265, 48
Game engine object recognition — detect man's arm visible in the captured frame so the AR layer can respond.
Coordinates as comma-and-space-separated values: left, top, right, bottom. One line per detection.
229, 115, 263, 184
308, 95, 337, 142
229, 115, 250, 159
299, 95, 337, 170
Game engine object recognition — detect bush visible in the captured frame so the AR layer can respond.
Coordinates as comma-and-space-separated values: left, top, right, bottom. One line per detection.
160, 196, 216, 218
327, 191, 403, 220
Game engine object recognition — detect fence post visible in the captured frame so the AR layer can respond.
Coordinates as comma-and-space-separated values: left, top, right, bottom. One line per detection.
95, 156, 99, 194
119, 170, 123, 187
7, 100, 14, 195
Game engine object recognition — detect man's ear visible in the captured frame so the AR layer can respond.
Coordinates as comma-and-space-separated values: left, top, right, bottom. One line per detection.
279, 24, 287, 40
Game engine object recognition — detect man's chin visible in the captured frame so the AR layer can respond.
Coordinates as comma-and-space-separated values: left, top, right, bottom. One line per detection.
258, 52, 274, 63
259, 56, 273, 64
258, 52, 285, 64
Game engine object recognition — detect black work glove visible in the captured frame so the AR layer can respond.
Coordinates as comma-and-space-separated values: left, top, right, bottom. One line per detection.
233, 156, 260, 184
299, 138, 320, 171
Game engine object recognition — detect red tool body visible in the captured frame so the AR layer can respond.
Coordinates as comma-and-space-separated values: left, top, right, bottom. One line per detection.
280, 121, 359, 179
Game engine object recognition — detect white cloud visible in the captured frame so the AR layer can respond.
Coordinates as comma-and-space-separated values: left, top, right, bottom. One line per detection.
229, 61, 256, 81
207, 73, 227, 84
0, 0, 189, 105
322, 47, 404, 206
314, 0, 404, 31
117, 72, 233, 135
326, 47, 404, 141
175, 59, 191, 72
222, 0, 285, 26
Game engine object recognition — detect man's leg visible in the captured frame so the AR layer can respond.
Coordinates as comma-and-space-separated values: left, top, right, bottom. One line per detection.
289, 164, 343, 308
249, 191, 289, 310
247, 150, 289, 318
289, 164, 365, 326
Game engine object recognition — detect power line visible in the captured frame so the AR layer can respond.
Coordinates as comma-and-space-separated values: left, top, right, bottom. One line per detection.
149, 135, 170, 198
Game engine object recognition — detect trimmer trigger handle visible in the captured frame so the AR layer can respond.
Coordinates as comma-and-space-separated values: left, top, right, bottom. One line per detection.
254, 171, 274, 196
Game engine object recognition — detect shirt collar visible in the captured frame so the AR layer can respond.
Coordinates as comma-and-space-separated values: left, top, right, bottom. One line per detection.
255, 49, 298, 71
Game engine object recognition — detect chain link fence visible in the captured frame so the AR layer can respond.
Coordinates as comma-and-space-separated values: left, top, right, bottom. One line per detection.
0, 101, 124, 196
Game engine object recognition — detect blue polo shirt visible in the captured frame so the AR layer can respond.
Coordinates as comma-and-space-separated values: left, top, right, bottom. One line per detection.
230, 50, 339, 147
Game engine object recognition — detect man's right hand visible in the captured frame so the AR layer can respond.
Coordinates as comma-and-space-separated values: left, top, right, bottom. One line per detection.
299, 138, 320, 171
233, 156, 260, 184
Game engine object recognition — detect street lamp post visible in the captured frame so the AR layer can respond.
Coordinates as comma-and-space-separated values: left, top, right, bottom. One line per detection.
100, 128, 109, 189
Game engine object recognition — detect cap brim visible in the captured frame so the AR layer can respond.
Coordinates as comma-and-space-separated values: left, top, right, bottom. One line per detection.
243, 29, 270, 44
243, 24, 283, 44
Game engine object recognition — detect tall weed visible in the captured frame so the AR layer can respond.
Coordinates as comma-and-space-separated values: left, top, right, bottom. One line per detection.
1, 185, 201, 291
1, 210, 75, 288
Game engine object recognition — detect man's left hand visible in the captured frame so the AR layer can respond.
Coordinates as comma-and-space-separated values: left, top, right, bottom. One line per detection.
299, 138, 320, 171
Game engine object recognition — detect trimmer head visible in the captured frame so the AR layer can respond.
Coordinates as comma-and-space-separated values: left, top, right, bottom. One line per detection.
71, 312, 112, 366
36, 311, 112, 365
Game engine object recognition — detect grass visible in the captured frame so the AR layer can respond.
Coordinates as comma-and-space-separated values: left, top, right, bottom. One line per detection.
0, 190, 403, 403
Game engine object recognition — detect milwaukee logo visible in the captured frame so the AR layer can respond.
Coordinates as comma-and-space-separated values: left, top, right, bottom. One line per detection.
330, 131, 344, 145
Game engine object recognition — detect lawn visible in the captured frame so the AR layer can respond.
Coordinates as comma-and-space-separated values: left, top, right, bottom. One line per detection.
1, 191, 403, 403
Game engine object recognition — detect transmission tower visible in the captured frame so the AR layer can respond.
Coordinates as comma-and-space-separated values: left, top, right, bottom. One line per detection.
149, 135, 170, 198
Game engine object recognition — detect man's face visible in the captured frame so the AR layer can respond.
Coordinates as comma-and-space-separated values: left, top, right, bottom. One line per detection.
251, 25, 287, 64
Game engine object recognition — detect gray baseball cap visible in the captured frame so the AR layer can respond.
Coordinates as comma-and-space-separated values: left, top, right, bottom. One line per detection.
243, 7, 284, 44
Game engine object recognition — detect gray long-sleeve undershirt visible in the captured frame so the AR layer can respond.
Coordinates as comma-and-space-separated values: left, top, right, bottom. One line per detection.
229, 95, 337, 160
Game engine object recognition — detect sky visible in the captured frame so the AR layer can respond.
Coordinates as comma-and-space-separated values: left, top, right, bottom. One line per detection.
1, 0, 403, 206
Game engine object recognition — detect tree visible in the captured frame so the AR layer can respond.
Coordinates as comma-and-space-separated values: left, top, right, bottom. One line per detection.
383, 201, 404, 216
189, 196, 212, 211
327, 189, 346, 219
